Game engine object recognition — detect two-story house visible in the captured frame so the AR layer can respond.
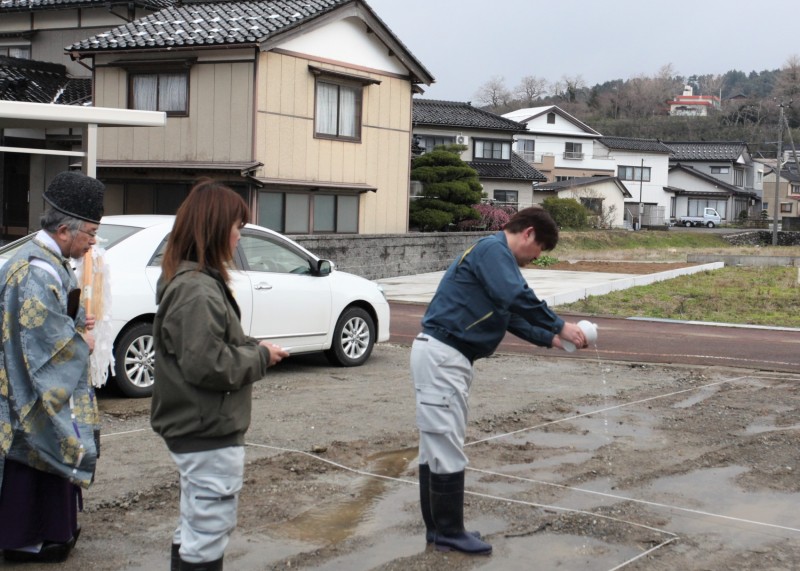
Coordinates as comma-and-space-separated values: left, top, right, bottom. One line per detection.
665, 141, 762, 223
411, 99, 546, 207
761, 153, 800, 222
595, 136, 674, 227
62, 0, 432, 235
0, 0, 173, 239
502, 105, 614, 182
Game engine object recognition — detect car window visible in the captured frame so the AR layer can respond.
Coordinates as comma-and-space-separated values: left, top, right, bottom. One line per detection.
239, 233, 311, 274
149, 237, 169, 267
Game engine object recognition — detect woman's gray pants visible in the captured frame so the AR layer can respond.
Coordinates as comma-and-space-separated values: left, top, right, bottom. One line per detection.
169, 446, 244, 564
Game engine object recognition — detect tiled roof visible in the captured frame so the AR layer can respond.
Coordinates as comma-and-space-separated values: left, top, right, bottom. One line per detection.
469, 153, 547, 182
413, 99, 527, 132
535, 175, 632, 197
0, 56, 89, 104
664, 141, 747, 161
65, 0, 352, 52
599, 136, 672, 154
0, 0, 174, 11
669, 163, 755, 196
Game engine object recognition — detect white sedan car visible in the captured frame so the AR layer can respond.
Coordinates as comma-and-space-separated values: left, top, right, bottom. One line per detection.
0, 215, 390, 397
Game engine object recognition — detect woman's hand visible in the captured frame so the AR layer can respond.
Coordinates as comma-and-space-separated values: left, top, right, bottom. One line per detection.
260, 341, 290, 367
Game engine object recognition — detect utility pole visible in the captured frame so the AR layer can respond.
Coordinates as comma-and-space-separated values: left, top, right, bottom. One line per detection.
773, 103, 784, 246
638, 158, 644, 231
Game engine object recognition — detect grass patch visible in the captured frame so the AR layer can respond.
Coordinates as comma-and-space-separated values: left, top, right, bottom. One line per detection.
559, 267, 800, 328
555, 229, 730, 252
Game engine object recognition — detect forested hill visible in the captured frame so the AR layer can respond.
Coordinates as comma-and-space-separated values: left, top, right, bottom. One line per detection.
474, 65, 800, 159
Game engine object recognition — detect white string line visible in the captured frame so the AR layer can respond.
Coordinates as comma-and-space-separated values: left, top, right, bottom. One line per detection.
245, 441, 679, 540
606, 538, 679, 571
586, 349, 799, 368
466, 376, 750, 447
468, 467, 800, 535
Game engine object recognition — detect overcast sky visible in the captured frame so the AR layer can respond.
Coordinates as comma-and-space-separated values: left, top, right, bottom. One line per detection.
366, 0, 799, 103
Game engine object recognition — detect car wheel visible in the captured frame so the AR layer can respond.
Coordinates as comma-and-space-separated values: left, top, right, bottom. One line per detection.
684, 220, 692, 227
706, 221, 716, 228
325, 307, 375, 367
113, 322, 156, 398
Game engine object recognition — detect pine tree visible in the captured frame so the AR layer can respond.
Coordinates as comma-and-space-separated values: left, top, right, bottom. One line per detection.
409, 145, 483, 231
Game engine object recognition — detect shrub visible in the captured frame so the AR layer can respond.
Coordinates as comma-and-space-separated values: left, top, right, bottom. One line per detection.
542, 197, 589, 229
472, 202, 514, 230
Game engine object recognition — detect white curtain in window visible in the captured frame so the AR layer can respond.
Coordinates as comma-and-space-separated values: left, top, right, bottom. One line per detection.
132, 75, 158, 111
316, 82, 338, 135
502, 143, 510, 160
159, 73, 187, 112
338, 86, 357, 137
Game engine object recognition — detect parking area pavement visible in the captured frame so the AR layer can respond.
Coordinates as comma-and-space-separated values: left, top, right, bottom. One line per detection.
376, 262, 723, 306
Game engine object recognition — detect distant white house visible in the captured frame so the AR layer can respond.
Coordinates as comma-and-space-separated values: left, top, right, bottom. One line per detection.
503, 105, 614, 181
667, 85, 721, 117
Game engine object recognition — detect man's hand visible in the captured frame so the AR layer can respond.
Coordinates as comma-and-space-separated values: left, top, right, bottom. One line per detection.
84, 313, 96, 331
558, 322, 587, 350
83, 331, 96, 354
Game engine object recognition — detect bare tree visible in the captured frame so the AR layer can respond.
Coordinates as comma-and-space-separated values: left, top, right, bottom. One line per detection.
474, 76, 511, 110
773, 54, 800, 101
514, 75, 549, 106
697, 73, 725, 99
552, 75, 587, 103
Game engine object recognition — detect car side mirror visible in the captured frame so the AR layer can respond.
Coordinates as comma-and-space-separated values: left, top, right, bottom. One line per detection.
317, 259, 332, 276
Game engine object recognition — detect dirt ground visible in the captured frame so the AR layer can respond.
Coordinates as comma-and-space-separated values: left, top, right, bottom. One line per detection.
11, 340, 798, 571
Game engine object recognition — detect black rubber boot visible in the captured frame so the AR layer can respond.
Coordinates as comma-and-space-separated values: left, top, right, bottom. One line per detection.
420, 465, 482, 543
171, 543, 181, 571
178, 556, 223, 570
429, 471, 492, 555
418, 464, 437, 542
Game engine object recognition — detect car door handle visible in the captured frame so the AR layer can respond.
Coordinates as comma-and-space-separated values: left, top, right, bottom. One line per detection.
254, 282, 273, 291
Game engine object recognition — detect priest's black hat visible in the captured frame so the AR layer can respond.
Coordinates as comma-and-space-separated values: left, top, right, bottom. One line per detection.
43, 171, 105, 224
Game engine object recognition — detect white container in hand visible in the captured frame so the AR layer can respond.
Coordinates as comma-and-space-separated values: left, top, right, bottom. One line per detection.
562, 320, 598, 353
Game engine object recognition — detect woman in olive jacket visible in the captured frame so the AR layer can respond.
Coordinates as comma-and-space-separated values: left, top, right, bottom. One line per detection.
151, 179, 289, 571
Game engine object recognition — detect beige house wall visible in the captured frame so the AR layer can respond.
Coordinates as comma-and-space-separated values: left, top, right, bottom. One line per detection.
93, 53, 255, 164
254, 51, 412, 234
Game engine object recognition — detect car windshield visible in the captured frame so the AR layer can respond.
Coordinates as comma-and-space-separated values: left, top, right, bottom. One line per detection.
0, 223, 143, 264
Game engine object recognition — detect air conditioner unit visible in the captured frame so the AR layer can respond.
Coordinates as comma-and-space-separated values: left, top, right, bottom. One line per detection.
455, 134, 469, 145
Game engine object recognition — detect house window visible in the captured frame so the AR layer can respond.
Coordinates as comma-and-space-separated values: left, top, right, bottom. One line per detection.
258, 191, 359, 234
790, 184, 800, 195
555, 176, 575, 182
417, 135, 455, 152
129, 71, 189, 115
580, 197, 603, 215
757, 171, 763, 183
315, 79, 362, 141
493, 190, 518, 204
780, 202, 793, 213
474, 140, 511, 160
547, 112, 556, 124
710, 166, 730, 174
517, 139, 535, 162
618, 165, 651, 182
733, 169, 744, 187
0, 46, 30, 59
564, 142, 583, 159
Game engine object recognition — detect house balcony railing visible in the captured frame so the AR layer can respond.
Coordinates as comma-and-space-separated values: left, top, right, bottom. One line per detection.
563, 151, 584, 160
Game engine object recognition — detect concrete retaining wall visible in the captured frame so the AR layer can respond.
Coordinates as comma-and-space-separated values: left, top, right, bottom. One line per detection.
723, 230, 800, 247
687, 254, 800, 267
291, 231, 491, 280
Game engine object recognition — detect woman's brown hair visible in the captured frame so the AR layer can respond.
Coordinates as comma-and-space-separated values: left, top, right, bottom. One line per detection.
161, 178, 250, 284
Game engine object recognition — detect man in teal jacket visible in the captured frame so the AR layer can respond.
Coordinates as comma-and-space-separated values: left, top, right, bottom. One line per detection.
411, 206, 587, 555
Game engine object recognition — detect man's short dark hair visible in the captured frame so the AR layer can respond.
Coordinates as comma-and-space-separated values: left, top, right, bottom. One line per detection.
504, 207, 559, 251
